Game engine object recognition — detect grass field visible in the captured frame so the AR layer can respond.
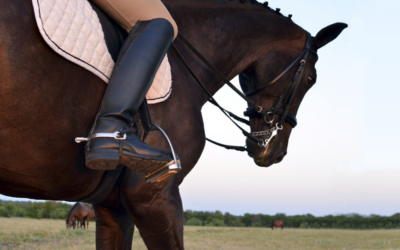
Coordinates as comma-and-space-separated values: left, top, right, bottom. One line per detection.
0, 218, 399, 249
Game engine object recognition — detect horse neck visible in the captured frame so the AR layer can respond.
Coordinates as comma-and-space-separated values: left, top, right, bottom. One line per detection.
165, 0, 304, 103
67, 203, 80, 221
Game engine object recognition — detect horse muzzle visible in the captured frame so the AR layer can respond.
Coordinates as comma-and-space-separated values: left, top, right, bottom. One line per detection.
246, 136, 287, 167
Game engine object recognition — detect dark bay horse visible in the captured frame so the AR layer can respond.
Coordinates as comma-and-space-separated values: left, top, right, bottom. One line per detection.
66, 202, 92, 230
271, 220, 284, 230
0, 0, 346, 249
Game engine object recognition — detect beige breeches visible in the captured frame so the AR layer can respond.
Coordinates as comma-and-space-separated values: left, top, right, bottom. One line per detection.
91, 0, 178, 38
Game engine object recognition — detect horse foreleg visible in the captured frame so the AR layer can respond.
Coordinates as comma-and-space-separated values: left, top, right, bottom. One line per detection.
121, 173, 184, 250
93, 204, 134, 250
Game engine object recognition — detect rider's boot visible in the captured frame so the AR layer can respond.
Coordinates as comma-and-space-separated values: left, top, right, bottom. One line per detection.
80, 19, 177, 178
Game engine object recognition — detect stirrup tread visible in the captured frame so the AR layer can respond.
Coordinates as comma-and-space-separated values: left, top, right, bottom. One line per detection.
125, 157, 171, 174
145, 160, 180, 183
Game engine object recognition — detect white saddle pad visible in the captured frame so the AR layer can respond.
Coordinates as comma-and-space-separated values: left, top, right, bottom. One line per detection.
32, 0, 172, 104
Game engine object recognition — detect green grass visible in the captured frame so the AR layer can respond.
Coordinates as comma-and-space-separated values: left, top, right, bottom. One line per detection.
0, 218, 399, 249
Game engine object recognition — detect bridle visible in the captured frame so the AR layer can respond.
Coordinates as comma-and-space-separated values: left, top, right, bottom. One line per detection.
242, 32, 315, 147
173, 31, 315, 150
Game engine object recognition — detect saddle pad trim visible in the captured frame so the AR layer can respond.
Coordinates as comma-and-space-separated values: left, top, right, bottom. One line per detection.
147, 86, 172, 104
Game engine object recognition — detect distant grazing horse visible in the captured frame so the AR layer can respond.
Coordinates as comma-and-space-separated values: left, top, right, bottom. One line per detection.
271, 220, 284, 230
0, 0, 346, 248
81, 205, 96, 230
66, 202, 92, 230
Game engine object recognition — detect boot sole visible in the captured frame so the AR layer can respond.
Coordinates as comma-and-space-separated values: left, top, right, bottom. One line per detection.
86, 149, 174, 174
86, 150, 120, 170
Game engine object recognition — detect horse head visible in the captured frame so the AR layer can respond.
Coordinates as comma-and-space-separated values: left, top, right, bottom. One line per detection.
240, 23, 347, 167
66, 217, 77, 229
66, 219, 72, 229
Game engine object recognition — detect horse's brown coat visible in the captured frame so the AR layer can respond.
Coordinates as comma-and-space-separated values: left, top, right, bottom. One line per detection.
66, 202, 93, 229
271, 220, 284, 230
0, 0, 346, 249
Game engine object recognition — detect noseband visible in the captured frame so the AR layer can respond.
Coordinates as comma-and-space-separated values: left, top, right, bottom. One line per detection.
173, 32, 314, 150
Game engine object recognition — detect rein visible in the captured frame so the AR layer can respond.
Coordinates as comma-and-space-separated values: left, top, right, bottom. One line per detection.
173, 32, 313, 151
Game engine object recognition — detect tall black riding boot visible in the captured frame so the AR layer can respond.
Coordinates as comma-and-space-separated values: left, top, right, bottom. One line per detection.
77, 19, 177, 179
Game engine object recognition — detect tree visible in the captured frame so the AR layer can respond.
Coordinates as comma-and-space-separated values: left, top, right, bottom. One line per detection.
27, 204, 42, 219
0, 207, 9, 217
42, 201, 56, 218
241, 213, 252, 227
186, 218, 203, 226
224, 212, 239, 227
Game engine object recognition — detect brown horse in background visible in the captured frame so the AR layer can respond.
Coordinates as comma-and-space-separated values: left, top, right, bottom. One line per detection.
66, 202, 92, 230
81, 205, 96, 230
0, 0, 347, 248
271, 220, 284, 230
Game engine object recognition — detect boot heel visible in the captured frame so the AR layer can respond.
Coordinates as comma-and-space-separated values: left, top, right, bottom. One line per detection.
86, 149, 120, 170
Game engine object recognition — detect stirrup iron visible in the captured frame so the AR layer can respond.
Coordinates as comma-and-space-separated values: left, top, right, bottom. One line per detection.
145, 124, 181, 183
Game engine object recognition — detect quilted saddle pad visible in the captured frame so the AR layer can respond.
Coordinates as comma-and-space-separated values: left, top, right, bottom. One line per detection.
32, 0, 172, 104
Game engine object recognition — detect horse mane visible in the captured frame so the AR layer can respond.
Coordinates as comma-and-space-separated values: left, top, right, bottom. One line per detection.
165, 0, 292, 20
221, 0, 292, 20
232, 0, 289, 16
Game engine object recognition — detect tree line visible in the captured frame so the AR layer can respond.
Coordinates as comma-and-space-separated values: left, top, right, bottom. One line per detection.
0, 200, 72, 219
1, 200, 399, 229
183, 210, 400, 229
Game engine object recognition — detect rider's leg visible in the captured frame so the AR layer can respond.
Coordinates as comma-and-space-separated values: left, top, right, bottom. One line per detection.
91, 0, 178, 37
83, 0, 178, 174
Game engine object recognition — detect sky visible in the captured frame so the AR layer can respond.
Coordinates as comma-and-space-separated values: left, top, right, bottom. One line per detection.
179, 0, 400, 216
1, 0, 399, 217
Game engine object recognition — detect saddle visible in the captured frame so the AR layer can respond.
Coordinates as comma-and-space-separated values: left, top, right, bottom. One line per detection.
32, 0, 172, 104
31, 0, 179, 203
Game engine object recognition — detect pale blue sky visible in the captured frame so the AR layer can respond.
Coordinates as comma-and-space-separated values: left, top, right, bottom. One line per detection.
1, 0, 399, 216
180, 0, 400, 216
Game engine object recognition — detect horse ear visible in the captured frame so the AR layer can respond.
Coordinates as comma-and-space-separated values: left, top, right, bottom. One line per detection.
315, 23, 348, 49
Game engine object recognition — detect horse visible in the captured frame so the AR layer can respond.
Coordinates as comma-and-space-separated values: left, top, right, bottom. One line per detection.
76, 203, 95, 230
0, 0, 346, 248
81, 205, 96, 230
271, 220, 284, 230
66, 202, 92, 230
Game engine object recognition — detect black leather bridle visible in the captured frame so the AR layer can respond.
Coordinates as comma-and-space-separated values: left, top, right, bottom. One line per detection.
173, 32, 315, 150
243, 32, 313, 129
